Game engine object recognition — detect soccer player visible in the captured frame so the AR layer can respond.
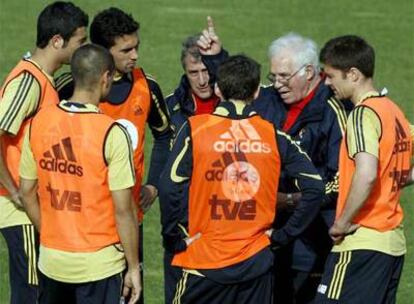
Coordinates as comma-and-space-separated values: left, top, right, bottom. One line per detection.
55, 8, 172, 302
314, 35, 413, 303
57, 7, 171, 212
0, 2, 88, 302
162, 17, 226, 303
198, 30, 350, 303
160, 54, 324, 303
19, 44, 141, 304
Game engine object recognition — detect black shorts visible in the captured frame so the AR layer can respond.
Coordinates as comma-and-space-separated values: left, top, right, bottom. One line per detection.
172, 269, 273, 304
38, 271, 123, 304
164, 251, 183, 304
314, 250, 404, 304
0, 224, 39, 304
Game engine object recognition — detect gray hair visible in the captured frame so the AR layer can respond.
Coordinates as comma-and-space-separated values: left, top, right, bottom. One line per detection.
180, 34, 202, 69
268, 33, 320, 74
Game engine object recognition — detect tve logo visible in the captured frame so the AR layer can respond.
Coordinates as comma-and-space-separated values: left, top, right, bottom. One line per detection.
209, 195, 256, 220
46, 184, 82, 212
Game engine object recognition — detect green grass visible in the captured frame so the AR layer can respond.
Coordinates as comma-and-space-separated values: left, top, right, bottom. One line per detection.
1, 0, 413, 303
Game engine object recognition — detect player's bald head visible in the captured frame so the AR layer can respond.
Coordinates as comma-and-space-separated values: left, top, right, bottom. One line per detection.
71, 44, 115, 90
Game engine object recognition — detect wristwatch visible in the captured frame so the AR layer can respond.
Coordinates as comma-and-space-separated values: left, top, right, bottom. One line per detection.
286, 193, 294, 206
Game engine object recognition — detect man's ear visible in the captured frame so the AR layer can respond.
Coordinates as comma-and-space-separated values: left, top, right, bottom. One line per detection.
305, 64, 316, 81
347, 67, 363, 83
102, 70, 113, 89
50, 34, 64, 49
214, 83, 224, 100
253, 85, 260, 100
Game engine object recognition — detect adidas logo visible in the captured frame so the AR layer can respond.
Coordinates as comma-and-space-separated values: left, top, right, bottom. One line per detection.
205, 152, 261, 203
133, 103, 143, 116
205, 150, 249, 181
317, 284, 327, 294
205, 158, 225, 181
39, 137, 83, 177
393, 118, 410, 154
213, 120, 271, 153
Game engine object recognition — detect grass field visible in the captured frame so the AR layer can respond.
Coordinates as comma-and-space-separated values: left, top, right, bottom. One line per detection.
0, 0, 413, 303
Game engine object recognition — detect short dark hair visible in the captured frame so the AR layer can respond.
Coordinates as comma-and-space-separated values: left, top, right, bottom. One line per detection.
71, 44, 115, 89
36, 1, 88, 48
320, 35, 375, 78
217, 55, 260, 101
90, 7, 140, 49
181, 34, 202, 69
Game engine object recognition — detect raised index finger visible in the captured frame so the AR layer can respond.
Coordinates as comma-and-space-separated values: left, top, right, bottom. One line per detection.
207, 16, 215, 35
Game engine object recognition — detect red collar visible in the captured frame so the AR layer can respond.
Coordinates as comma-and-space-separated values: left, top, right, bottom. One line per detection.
192, 93, 220, 115
282, 81, 320, 131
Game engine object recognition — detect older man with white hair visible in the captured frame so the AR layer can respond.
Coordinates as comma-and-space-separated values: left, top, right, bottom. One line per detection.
253, 33, 351, 304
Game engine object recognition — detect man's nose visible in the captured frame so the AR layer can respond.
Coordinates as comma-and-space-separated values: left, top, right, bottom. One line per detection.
198, 71, 208, 85
274, 78, 285, 90
130, 48, 138, 60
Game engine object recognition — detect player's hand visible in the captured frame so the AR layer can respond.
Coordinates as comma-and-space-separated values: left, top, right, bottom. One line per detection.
197, 16, 222, 55
329, 220, 359, 245
139, 184, 158, 213
10, 191, 24, 210
123, 267, 142, 304
185, 232, 201, 247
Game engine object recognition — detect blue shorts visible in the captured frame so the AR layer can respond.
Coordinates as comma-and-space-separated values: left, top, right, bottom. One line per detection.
314, 250, 403, 304
1, 224, 39, 304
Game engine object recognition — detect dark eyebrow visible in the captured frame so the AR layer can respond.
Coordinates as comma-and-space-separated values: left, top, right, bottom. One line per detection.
121, 43, 139, 52
188, 67, 208, 73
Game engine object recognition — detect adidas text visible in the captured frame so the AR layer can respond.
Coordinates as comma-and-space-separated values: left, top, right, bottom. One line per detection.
213, 140, 271, 153
40, 159, 83, 177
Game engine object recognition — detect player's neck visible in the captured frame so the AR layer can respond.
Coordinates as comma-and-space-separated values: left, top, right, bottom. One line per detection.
31, 48, 62, 76
69, 90, 101, 107
351, 78, 377, 105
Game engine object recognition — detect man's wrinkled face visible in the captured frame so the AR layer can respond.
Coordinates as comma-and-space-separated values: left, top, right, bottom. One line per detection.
323, 65, 353, 100
110, 32, 139, 74
269, 55, 309, 105
184, 55, 213, 99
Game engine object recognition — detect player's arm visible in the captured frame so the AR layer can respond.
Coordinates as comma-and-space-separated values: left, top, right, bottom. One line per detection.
330, 106, 381, 243
277, 98, 348, 210
0, 72, 40, 208
19, 125, 40, 230
20, 178, 40, 230
106, 124, 141, 303
0, 130, 22, 206
407, 165, 414, 186
141, 77, 173, 210
112, 188, 141, 303
201, 49, 229, 87
330, 152, 377, 243
322, 97, 348, 208
198, 16, 229, 85
270, 130, 325, 246
159, 121, 198, 253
